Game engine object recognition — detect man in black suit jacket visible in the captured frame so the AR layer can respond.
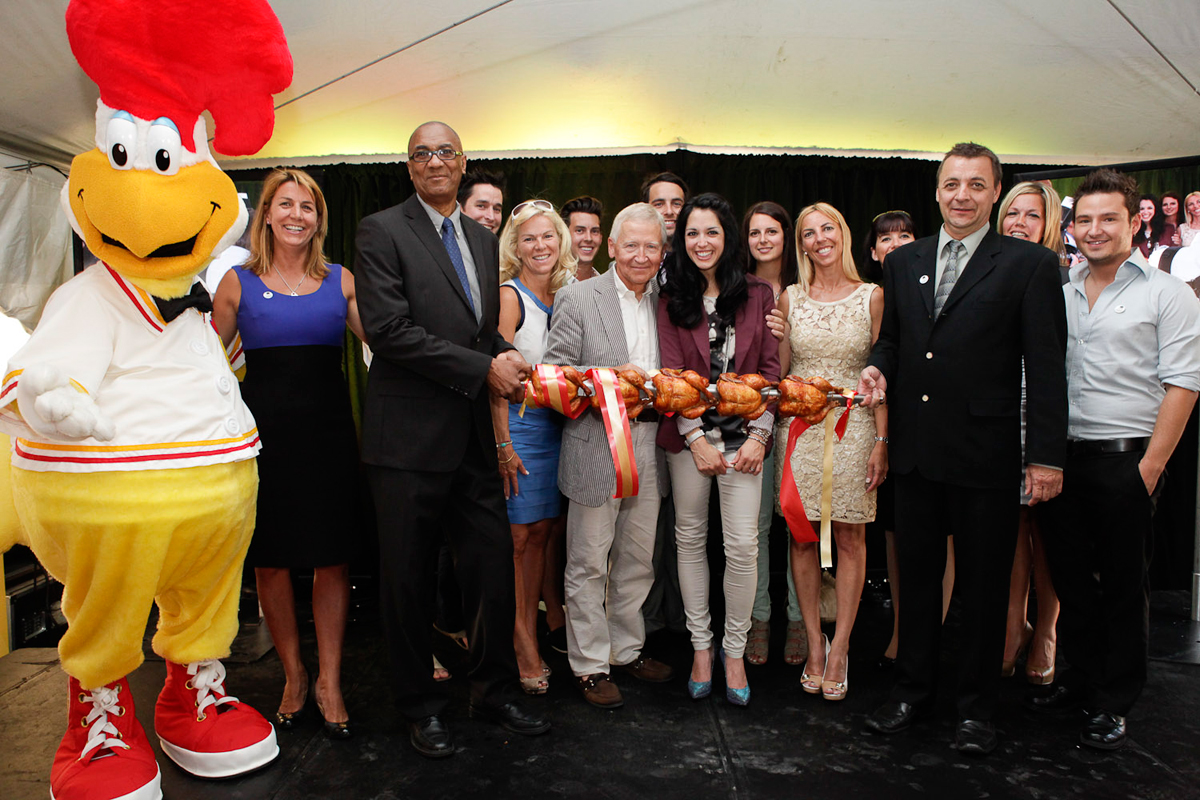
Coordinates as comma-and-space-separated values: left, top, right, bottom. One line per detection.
355, 122, 548, 758
857, 142, 1067, 755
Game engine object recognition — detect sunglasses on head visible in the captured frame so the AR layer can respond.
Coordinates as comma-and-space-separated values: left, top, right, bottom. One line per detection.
511, 199, 555, 217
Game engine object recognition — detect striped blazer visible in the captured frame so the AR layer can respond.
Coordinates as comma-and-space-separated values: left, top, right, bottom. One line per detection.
543, 272, 669, 507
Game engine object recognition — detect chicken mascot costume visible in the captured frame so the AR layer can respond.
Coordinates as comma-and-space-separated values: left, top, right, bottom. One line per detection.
0, 1, 292, 798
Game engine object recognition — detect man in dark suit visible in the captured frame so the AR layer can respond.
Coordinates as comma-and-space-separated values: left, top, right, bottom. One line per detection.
857, 142, 1068, 755
355, 121, 548, 758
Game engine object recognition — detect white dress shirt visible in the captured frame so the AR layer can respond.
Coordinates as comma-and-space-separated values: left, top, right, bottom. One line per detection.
613, 268, 659, 372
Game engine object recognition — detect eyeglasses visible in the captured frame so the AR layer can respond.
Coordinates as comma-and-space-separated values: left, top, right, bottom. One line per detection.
409, 148, 463, 163
511, 199, 555, 217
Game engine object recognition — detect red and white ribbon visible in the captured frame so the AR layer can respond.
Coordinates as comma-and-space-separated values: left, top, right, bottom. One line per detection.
586, 367, 639, 499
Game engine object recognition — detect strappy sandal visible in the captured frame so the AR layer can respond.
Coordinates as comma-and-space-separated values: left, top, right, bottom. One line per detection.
432, 655, 451, 682
784, 620, 809, 666
520, 674, 549, 695
821, 653, 849, 701
801, 634, 829, 694
746, 619, 770, 666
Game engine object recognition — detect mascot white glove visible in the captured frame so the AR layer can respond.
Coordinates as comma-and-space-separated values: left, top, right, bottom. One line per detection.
16, 365, 115, 441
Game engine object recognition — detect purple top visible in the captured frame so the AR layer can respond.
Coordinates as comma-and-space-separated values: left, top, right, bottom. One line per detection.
236, 264, 347, 349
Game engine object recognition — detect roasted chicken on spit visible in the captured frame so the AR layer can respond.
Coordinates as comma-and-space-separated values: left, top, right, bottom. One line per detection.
777, 375, 841, 424
525, 364, 591, 416
589, 368, 649, 418
715, 372, 774, 419
651, 368, 715, 419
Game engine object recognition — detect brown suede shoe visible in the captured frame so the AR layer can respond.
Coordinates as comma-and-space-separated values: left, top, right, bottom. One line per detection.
577, 674, 624, 708
612, 656, 674, 683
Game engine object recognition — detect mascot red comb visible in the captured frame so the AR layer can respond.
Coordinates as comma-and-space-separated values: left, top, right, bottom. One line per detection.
0, 1, 292, 798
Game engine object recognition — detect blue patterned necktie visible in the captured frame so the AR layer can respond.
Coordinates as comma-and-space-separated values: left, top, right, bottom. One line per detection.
440, 217, 475, 313
934, 240, 964, 319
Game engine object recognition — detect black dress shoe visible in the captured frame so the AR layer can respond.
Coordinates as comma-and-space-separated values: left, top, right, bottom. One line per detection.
956, 719, 998, 756
1025, 683, 1085, 713
468, 700, 551, 736
409, 715, 455, 759
546, 626, 568, 655
864, 700, 925, 734
1080, 710, 1126, 750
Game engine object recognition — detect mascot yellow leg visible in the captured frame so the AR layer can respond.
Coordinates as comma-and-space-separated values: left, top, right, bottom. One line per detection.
14, 460, 277, 792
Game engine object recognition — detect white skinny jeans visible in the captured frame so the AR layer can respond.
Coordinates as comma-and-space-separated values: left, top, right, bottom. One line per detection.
667, 448, 761, 657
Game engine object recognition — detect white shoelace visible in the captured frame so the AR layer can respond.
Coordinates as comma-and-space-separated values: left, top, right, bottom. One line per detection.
79, 685, 130, 760
187, 660, 239, 717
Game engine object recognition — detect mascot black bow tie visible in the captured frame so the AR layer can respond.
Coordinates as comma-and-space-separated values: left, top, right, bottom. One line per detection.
154, 282, 214, 322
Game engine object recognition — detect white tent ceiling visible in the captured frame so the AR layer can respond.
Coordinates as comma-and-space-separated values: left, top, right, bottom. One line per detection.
2, 0, 1199, 171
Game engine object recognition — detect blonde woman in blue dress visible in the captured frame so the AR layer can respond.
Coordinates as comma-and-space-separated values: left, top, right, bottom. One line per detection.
491, 200, 576, 694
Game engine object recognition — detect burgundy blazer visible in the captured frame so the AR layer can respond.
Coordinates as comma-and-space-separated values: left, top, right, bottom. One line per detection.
655, 274, 781, 453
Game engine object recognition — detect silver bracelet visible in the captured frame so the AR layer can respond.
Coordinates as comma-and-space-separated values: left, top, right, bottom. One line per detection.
874, 435, 889, 444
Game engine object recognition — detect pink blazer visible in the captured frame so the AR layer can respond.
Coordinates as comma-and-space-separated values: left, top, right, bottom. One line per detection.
655, 274, 781, 453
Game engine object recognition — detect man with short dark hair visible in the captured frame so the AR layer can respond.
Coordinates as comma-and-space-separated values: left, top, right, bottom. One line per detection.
457, 170, 505, 234
1034, 168, 1200, 750
639, 172, 688, 242
858, 141, 1068, 755
355, 121, 547, 758
561, 195, 604, 281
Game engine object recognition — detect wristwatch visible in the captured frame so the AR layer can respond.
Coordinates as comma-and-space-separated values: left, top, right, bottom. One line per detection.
684, 430, 705, 449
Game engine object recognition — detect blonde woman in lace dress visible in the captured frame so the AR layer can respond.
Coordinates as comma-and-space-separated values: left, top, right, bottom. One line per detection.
775, 202, 886, 702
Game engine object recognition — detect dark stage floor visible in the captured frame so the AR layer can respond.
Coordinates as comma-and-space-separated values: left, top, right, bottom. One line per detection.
3, 582, 1200, 800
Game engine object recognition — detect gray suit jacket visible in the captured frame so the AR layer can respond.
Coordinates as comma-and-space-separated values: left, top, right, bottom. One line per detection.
543, 274, 669, 507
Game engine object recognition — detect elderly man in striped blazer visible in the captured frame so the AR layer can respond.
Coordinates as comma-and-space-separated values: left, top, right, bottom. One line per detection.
543, 202, 673, 709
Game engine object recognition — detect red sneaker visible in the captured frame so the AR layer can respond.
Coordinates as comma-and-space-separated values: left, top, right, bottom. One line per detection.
154, 660, 278, 778
51, 676, 162, 800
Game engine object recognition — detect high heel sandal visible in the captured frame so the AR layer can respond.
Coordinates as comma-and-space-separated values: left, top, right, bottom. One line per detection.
520, 674, 549, 695
314, 677, 353, 740
1001, 621, 1033, 678
275, 675, 310, 730
821, 652, 849, 701
1026, 639, 1056, 685
718, 648, 750, 707
687, 649, 714, 700
800, 634, 829, 695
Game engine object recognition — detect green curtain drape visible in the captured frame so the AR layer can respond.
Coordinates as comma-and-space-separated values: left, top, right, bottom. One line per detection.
227, 151, 1200, 590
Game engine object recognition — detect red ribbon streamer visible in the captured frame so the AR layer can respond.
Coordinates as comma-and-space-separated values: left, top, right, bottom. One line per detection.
586, 368, 639, 499
524, 364, 588, 419
779, 406, 852, 544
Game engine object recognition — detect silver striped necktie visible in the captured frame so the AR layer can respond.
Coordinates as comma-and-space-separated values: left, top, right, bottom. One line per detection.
934, 240, 965, 319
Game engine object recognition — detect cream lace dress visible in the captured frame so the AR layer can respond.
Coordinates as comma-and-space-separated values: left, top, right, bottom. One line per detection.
775, 283, 877, 523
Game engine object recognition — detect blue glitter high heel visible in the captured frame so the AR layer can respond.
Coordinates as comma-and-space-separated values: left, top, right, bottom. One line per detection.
718, 648, 750, 707
687, 649, 713, 700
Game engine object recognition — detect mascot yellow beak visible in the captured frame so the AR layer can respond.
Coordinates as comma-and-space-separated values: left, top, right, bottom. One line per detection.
67, 148, 241, 298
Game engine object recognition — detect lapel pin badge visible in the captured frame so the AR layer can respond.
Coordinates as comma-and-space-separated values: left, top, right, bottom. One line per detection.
919, 275, 929, 284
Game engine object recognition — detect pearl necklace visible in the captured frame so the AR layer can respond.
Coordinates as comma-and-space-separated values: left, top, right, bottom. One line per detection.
272, 265, 306, 296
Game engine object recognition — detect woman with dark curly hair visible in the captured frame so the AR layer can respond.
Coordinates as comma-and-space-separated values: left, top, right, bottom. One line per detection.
658, 193, 780, 706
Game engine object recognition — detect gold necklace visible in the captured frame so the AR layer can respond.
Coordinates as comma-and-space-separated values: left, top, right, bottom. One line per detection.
272, 265, 306, 296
